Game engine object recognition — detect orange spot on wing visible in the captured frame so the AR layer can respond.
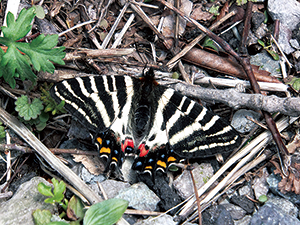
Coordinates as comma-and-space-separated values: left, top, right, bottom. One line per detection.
100, 147, 111, 154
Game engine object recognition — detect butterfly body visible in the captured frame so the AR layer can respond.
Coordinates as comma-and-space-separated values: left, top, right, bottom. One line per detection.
50, 71, 241, 175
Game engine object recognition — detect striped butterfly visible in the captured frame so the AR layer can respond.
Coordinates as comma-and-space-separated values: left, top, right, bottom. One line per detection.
50, 70, 241, 176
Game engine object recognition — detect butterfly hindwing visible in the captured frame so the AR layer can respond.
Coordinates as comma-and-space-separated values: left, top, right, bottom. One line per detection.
162, 90, 240, 158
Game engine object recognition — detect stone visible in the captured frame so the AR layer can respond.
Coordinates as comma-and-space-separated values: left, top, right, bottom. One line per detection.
134, 214, 176, 225
231, 109, 261, 134
222, 203, 247, 220
115, 182, 160, 211
252, 168, 269, 200
173, 163, 214, 199
0, 177, 57, 225
202, 205, 234, 225
230, 195, 255, 214
250, 202, 300, 225
268, 0, 300, 54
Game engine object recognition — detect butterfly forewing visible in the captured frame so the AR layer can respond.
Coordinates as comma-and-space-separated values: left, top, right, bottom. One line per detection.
50, 75, 135, 133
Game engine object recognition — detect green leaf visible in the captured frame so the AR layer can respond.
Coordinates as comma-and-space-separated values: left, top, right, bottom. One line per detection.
0, 7, 65, 88
1, 7, 36, 41
33, 5, 45, 19
47, 222, 70, 225
266, 49, 280, 61
83, 199, 128, 225
0, 44, 36, 88
16, 34, 65, 73
0, 123, 5, 139
209, 5, 220, 16
258, 194, 268, 203
52, 178, 66, 203
292, 78, 300, 91
203, 37, 218, 51
67, 196, 85, 221
15, 95, 44, 120
38, 182, 54, 197
168, 165, 179, 172
257, 39, 265, 48
32, 209, 52, 225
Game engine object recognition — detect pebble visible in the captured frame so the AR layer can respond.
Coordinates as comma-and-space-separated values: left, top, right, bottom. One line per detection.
202, 205, 234, 225
230, 195, 255, 214
221, 203, 247, 220
252, 168, 269, 200
0, 177, 57, 225
250, 51, 281, 76
268, 0, 300, 54
115, 182, 160, 211
173, 163, 214, 199
231, 109, 261, 134
250, 202, 300, 225
134, 214, 177, 225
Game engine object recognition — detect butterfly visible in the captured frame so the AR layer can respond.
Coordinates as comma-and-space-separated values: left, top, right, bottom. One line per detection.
50, 69, 241, 177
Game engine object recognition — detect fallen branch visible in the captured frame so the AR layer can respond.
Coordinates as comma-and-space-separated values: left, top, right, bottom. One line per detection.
161, 77, 300, 117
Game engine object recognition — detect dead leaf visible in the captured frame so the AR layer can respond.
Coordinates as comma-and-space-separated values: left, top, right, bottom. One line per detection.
73, 154, 104, 175
191, 4, 214, 21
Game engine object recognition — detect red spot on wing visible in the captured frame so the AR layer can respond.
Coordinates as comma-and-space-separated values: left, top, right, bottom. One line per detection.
121, 138, 134, 152
138, 143, 149, 157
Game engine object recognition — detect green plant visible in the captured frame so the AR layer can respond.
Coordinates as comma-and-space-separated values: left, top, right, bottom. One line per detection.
209, 5, 220, 16
40, 85, 66, 115
258, 194, 268, 203
14, 84, 66, 131
15, 95, 50, 131
34, 178, 128, 225
203, 37, 219, 52
286, 76, 300, 92
15, 95, 44, 121
257, 39, 280, 61
0, 122, 6, 139
0, 7, 65, 88
236, 0, 257, 5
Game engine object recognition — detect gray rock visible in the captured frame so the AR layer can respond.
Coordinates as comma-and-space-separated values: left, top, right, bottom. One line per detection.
173, 163, 214, 199
0, 177, 57, 225
115, 182, 160, 211
238, 184, 253, 197
267, 195, 298, 217
99, 179, 131, 199
250, 202, 300, 225
121, 156, 138, 183
231, 109, 261, 134
203, 205, 234, 225
268, 0, 300, 54
234, 215, 252, 225
134, 214, 176, 225
222, 203, 247, 220
252, 168, 269, 200
80, 166, 106, 183
250, 51, 281, 77
230, 195, 255, 214
290, 39, 300, 50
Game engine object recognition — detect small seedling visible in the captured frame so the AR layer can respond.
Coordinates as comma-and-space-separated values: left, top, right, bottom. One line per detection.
257, 39, 280, 61
34, 178, 128, 225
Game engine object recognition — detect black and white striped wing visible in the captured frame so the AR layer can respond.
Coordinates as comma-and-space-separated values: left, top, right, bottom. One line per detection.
50, 75, 134, 133
146, 86, 241, 159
